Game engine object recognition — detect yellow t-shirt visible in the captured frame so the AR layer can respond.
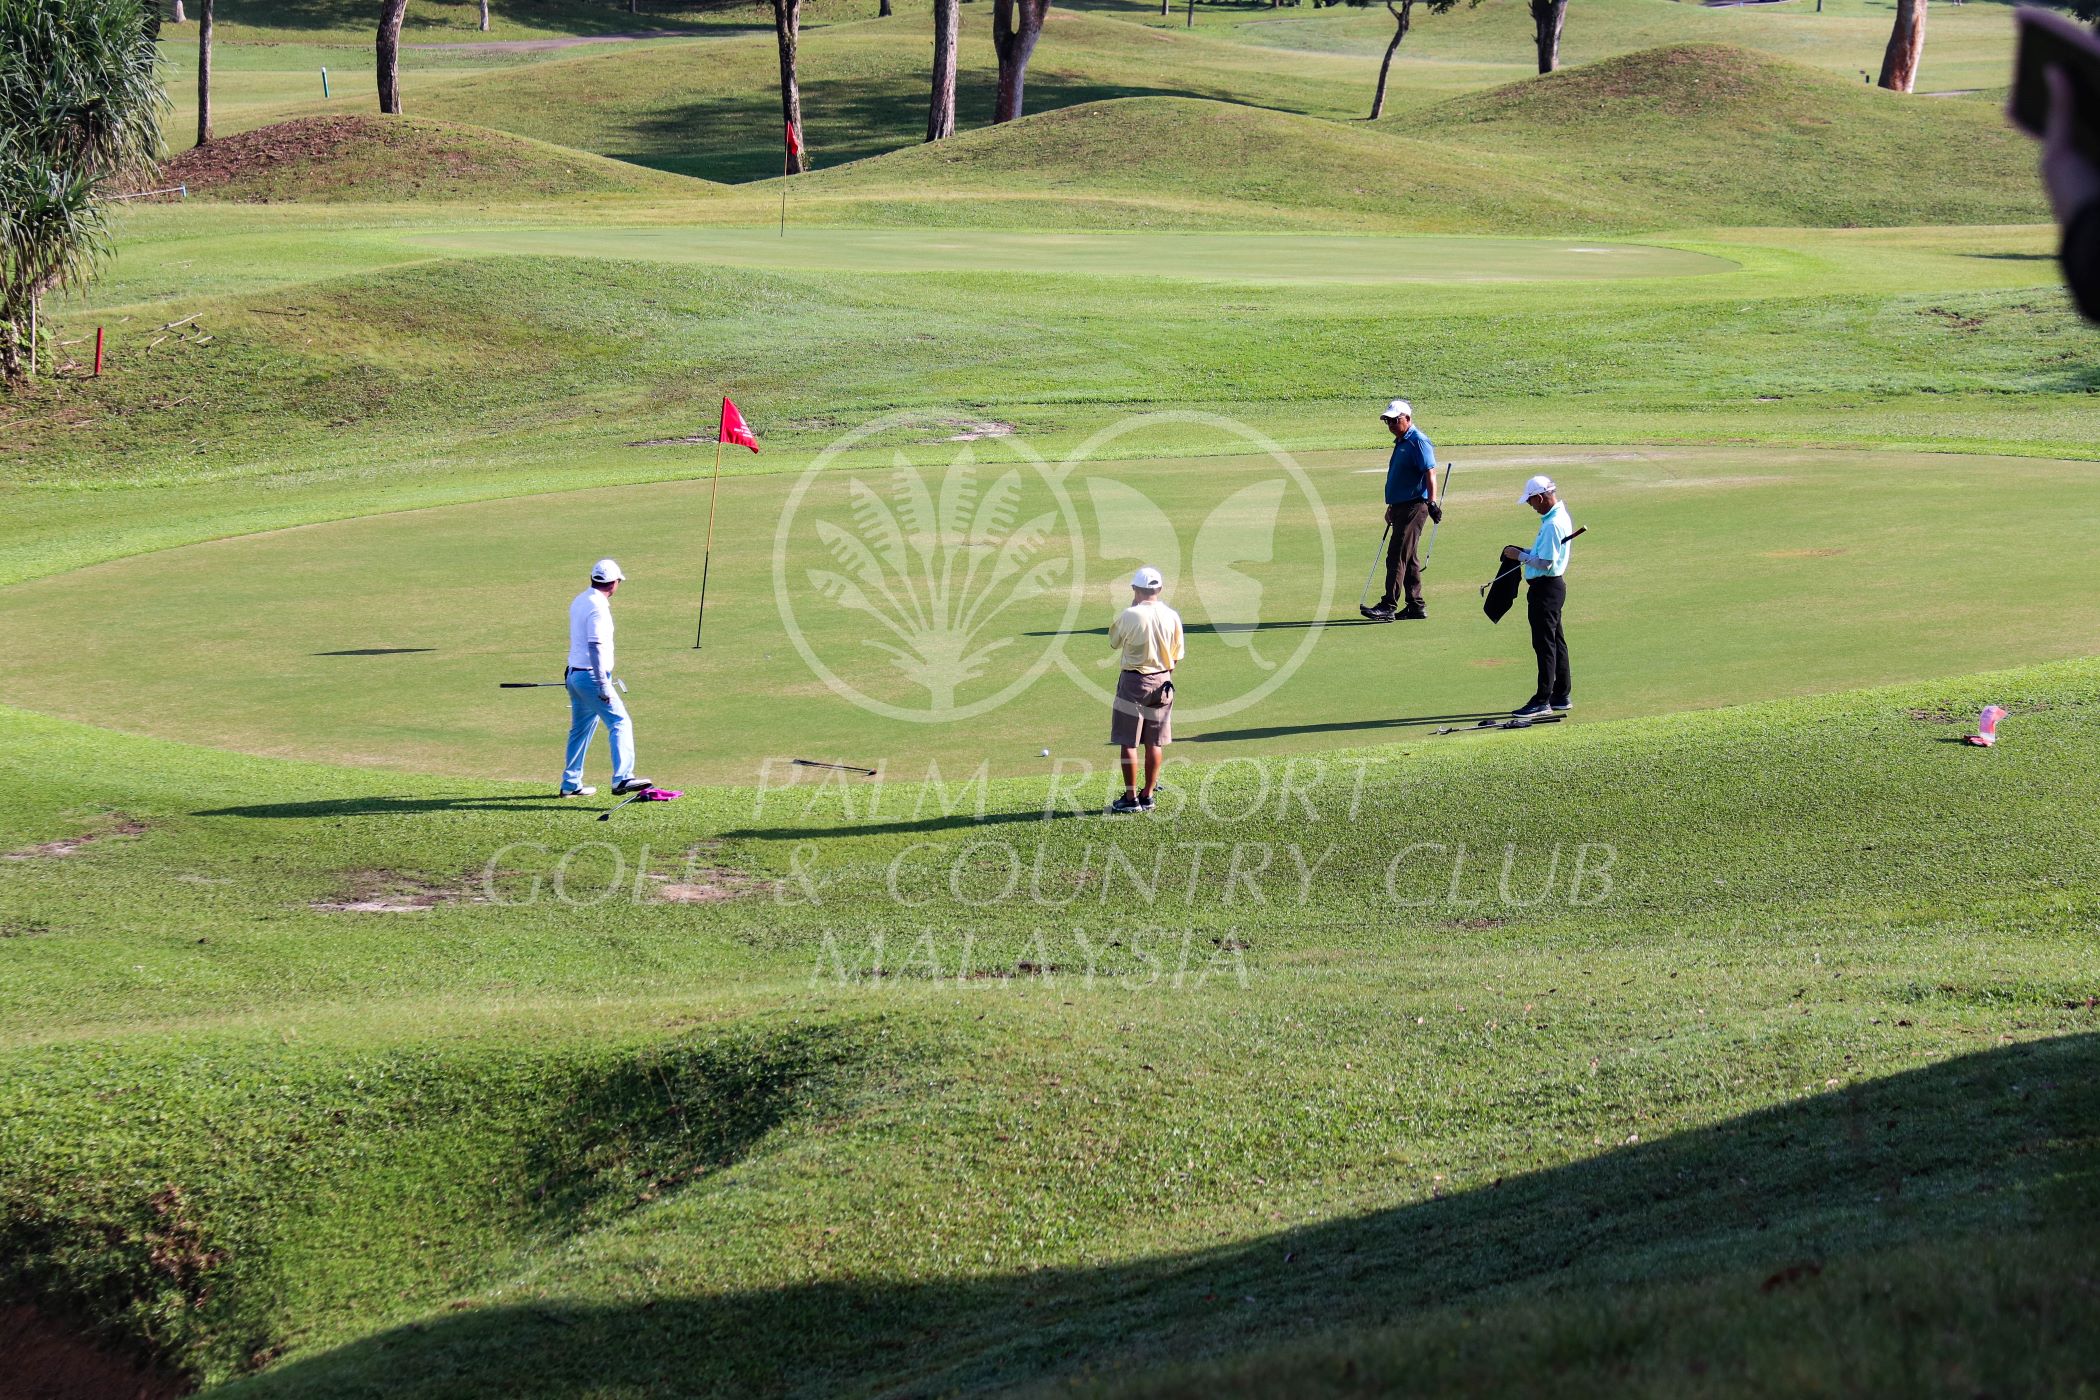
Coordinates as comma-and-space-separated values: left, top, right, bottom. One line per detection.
1110, 599, 1185, 674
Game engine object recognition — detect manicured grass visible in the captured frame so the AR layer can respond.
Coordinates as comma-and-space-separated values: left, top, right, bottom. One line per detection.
6, 442, 2100, 785
3, 658, 2097, 1391
5, 4, 2097, 1392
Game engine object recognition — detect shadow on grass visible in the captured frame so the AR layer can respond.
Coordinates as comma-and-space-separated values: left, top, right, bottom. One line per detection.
226, 1033, 2100, 1398
1026, 619, 1375, 638
312, 648, 435, 656
195, 795, 581, 818
1191, 710, 1513, 741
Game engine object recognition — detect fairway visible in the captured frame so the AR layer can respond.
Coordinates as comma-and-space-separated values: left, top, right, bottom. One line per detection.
405, 227, 1736, 283
7, 444, 2095, 786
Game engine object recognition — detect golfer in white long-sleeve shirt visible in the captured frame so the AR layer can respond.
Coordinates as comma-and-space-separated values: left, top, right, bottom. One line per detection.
560, 558, 651, 798
1503, 476, 1575, 719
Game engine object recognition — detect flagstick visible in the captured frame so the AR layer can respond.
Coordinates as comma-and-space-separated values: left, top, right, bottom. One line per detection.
780, 144, 788, 237
693, 437, 724, 649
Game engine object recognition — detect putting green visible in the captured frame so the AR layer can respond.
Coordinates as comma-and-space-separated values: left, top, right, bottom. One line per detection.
404, 227, 1736, 284
3, 443, 2095, 786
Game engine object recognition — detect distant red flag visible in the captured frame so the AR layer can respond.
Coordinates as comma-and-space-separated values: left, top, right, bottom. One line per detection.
719, 397, 759, 453
785, 120, 802, 161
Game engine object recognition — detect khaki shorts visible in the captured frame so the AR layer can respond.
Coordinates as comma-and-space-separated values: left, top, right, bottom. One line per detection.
1111, 670, 1173, 747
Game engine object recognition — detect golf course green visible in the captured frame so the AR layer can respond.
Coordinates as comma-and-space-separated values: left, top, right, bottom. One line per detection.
3, 0, 2098, 1394
8, 443, 2098, 783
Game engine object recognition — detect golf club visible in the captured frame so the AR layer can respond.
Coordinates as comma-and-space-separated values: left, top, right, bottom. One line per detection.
598, 790, 646, 821
1479, 527, 1586, 597
1421, 461, 1454, 569
499, 678, 628, 692
1356, 522, 1392, 611
792, 758, 877, 777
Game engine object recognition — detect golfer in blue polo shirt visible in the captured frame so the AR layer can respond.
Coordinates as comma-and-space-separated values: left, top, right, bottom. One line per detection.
1505, 475, 1575, 718
1361, 398, 1443, 622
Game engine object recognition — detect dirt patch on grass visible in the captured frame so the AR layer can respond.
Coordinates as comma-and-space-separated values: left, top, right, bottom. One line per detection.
0, 1305, 188, 1400
647, 869, 771, 904
1762, 547, 1848, 559
1466, 657, 1516, 668
3, 818, 146, 862
311, 870, 464, 913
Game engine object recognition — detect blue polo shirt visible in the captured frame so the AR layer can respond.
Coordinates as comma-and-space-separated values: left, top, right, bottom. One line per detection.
1385, 427, 1435, 505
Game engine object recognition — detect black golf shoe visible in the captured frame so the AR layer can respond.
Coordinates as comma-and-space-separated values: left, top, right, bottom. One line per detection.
1360, 604, 1397, 622
612, 777, 655, 796
1511, 701, 1554, 719
1396, 605, 1427, 621
1107, 794, 1144, 814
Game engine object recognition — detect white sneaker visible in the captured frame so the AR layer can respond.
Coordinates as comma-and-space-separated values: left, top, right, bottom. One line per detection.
557, 785, 597, 797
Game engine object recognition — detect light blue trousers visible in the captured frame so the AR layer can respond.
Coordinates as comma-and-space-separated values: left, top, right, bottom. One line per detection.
562, 670, 635, 791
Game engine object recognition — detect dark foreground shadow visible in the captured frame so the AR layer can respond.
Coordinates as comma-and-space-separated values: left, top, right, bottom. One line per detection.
720, 805, 1095, 843
225, 1034, 2100, 1398
1192, 711, 1514, 742
195, 795, 579, 819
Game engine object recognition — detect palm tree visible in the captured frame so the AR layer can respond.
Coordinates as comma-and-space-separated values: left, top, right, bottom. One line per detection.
0, 0, 167, 382
771, 0, 806, 173
1877, 0, 1926, 93
927, 0, 959, 141
197, 0, 214, 145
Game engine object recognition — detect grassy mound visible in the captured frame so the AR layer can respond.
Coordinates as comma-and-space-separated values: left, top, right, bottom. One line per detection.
416, 9, 1369, 182
1410, 44, 2045, 227
156, 115, 707, 203
799, 95, 1598, 230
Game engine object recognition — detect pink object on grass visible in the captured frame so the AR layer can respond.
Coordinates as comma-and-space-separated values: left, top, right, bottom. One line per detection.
1962, 704, 2008, 748
639, 787, 683, 801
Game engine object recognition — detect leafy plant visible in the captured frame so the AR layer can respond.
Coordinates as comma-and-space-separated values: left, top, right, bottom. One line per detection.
0, 0, 166, 381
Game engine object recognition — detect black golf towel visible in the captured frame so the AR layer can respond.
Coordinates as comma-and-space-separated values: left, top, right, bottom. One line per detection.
1482, 547, 1523, 623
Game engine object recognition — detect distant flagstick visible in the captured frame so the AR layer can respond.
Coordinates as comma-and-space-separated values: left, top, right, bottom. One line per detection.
695, 397, 761, 648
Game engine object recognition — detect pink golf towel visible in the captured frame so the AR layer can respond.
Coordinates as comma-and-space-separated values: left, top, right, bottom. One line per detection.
639, 788, 683, 801
1962, 705, 2007, 748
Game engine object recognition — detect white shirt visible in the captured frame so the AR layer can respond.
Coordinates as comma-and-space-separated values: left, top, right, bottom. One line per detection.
568, 588, 614, 673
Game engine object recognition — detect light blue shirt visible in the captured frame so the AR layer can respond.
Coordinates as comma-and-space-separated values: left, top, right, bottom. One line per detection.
1521, 501, 1574, 580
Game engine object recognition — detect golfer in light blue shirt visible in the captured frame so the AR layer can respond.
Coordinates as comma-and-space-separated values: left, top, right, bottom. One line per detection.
1503, 476, 1576, 718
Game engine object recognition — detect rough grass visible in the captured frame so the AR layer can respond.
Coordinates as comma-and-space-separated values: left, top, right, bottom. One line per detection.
2, 655, 2097, 1391
156, 114, 710, 202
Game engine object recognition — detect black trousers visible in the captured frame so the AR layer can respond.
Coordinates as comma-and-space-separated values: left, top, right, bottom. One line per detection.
1380, 500, 1430, 610
1526, 575, 1570, 707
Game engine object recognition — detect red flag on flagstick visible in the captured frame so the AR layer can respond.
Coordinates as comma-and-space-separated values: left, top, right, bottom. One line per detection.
785, 121, 801, 161
719, 397, 760, 453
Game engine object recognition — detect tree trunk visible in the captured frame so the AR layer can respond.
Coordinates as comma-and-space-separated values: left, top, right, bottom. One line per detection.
927, 0, 959, 141
1368, 0, 1411, 120
196, 0, 213, 144
377, 0, 408, 114
771, 0, 806, 173
171, 0, 186, 22
992, 0, 1048, 123
480, 0, 491, 32
879, 0, 892, 14
1876, 0, 1925, 92
1531, 0, 1564, 74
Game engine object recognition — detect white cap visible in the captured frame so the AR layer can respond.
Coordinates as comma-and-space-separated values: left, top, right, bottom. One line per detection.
590, 557, 625, 583
1517, 475, 1557, 503
1130, 566, 1164, 591
1382, 398, 1413, 420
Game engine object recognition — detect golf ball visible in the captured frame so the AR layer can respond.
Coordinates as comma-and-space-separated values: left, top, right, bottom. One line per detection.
1039, 748, 1051, 757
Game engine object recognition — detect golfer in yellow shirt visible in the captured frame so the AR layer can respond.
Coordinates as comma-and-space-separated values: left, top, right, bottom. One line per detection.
1106, 566, 1184, 814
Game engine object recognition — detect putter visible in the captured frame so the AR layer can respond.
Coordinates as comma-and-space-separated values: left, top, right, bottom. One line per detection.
1421, 462, 1454, 569
1356, 522, 1392, 611
499, 678, 628, 692
599, 790, 646, 821
792, 758, 877, 777
1479, 527, 1586, 597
